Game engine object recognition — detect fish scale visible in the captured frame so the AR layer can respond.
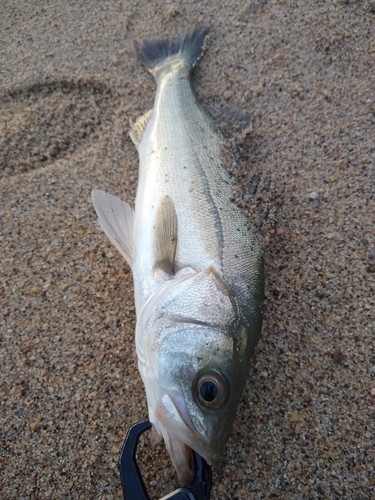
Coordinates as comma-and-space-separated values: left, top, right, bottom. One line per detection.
135, 66, 260, 309
92, 24, 264, 485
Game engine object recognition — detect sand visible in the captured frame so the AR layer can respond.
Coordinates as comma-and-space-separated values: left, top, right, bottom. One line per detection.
1, 1, 374, 499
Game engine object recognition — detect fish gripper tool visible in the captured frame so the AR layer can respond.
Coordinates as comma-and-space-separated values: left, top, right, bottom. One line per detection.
119, 420, 212, 500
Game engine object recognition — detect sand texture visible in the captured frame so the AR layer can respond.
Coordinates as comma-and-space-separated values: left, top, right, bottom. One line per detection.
1, 1, 374, 499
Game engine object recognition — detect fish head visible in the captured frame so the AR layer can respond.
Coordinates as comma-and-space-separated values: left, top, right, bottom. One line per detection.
137, 268, 255, 484
151, 325, 242, 484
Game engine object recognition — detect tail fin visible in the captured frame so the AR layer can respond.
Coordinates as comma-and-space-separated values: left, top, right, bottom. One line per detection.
134, 24, 210, 77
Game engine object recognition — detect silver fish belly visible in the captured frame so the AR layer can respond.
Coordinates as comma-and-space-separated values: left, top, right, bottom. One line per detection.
92, 25, 264, 485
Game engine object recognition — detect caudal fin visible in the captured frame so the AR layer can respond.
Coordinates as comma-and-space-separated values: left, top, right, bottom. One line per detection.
134, 24, 210, 77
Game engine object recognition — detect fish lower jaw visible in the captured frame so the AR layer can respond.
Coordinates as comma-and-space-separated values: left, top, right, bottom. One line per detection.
161, 426, 196, 485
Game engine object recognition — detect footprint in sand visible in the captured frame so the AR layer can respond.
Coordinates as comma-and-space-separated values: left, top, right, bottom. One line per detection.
0, 78, 115, 177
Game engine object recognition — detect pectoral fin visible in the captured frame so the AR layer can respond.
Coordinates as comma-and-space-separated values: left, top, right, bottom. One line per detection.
153, 195, 178, 275
92, 189, 134, 268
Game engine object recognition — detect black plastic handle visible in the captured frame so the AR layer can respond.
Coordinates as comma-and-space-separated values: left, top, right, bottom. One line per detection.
119, 420, 152, 500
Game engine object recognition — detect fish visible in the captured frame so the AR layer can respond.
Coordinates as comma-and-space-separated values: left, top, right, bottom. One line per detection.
92, 25, 264, 485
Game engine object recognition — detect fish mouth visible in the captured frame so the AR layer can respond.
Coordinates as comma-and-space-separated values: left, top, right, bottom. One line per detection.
154, 392, 221, 485
157, 421, 196, 485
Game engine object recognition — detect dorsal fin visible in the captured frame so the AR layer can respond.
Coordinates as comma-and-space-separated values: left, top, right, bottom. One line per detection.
92, 189, 134, 269
129, 109, 152, 147
153, 195, 178, 275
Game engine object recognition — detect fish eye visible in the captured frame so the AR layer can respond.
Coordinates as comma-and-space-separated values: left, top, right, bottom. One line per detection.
199, 380, 218, 403
194, 369, 230, 409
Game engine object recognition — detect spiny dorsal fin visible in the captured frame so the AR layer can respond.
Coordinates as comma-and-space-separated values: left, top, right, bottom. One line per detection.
153, 195, 178, 275
92, 189, 134, 269
129, 109, 152, 147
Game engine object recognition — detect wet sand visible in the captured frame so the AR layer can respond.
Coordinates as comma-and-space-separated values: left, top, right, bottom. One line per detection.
1, 1, 374, 499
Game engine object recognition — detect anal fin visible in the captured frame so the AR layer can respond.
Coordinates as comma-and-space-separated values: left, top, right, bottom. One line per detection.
92, 189, 134, 269
129, 109, 152, 146
153, 195, 178, 275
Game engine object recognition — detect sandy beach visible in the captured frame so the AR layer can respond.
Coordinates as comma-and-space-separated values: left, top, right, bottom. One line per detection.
1, 1, 374, 498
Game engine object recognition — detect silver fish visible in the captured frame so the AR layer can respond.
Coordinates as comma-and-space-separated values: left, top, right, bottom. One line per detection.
92, 25, 264, 484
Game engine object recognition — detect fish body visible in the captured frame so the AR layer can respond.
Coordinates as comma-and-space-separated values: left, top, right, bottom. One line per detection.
92, 25, 264, 484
